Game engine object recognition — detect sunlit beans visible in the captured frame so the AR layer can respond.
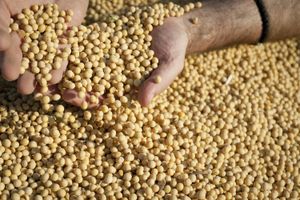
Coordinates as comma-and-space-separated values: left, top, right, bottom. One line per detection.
2, 1, 300, 200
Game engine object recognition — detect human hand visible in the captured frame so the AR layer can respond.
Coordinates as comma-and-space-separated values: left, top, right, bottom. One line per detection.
138, 0, 264, 107
138, 17, 189, 106
65, 17, 190, 109
0, 0, 88, 98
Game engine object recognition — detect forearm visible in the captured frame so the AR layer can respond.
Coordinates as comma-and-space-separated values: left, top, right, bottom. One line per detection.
181, 0, 300, 55
182, 0, 262, 54
263, 0, 300, 41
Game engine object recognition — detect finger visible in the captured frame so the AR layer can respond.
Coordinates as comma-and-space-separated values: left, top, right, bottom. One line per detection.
48, 60, 68, 85
1, 33, 22, 81
62, 89, 103, 109
0, 30, 10, 51
138, 58, 185, 106
0, 0, 11, 50
17, 71, 36, 95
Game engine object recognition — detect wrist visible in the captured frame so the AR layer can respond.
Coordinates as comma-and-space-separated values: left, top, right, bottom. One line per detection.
181, 10, 218, 55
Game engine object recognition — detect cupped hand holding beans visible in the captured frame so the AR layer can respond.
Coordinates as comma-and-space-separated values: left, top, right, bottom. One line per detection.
2, 1, 199, 110
138, 17, 190, 107
141, 0, 300, 106
4, 0, 299, 109
0, 0, 89, 107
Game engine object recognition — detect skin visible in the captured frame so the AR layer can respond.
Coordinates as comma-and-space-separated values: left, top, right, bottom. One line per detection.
1, 0, 300, 108
262, 0, 300, 41
140, 0, 300, 106
0, 0, 89, 104
139, 0, 262, 106
139, 17, 189, 106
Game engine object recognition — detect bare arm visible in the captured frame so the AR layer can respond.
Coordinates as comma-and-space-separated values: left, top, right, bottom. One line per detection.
183, 0, 300, 54
263, 0, 300, 41
139, 0, 300, 106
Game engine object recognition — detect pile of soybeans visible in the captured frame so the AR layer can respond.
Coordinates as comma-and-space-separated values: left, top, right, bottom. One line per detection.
0, 0, 300, 199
